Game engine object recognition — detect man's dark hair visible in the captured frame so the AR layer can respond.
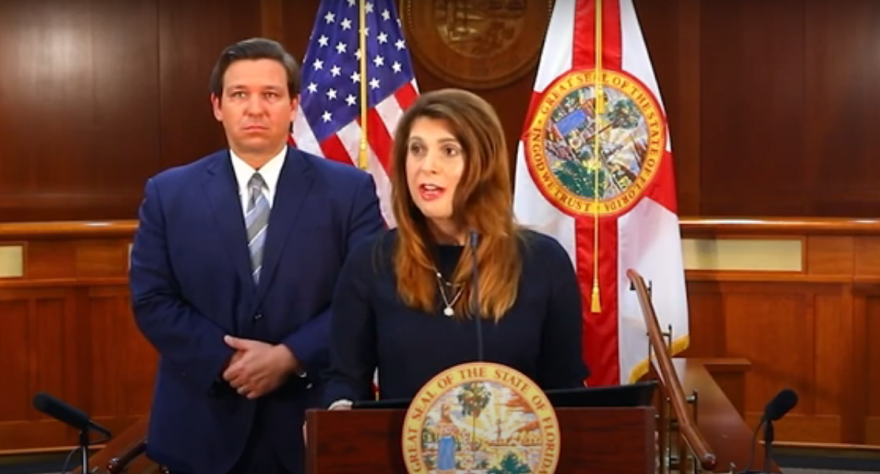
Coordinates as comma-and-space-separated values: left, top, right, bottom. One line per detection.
209, 37, 301, 98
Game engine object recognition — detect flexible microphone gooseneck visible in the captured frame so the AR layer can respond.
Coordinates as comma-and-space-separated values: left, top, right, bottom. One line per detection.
469, 230, 484, 362
740, 388, 798, 474
33, 392, 113, 474
32, 392, 111, 438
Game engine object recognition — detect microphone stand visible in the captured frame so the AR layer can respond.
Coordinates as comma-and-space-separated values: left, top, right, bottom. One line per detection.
763, 419, 774, 474
79, 428, 90, 474
469, 231, 484, 361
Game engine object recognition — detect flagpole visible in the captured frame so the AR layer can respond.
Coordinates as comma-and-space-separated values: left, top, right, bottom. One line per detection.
590, 0, 603, 313
358, 0, 368, 170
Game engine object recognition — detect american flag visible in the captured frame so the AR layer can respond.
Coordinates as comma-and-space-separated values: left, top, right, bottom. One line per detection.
291, 0, 419, 226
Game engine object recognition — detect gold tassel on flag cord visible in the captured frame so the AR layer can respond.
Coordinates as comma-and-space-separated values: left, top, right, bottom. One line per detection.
357, 0, 369, 171
590, 0, 603, 313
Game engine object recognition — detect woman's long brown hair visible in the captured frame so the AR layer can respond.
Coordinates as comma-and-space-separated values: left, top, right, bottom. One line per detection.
390, 89, 522, 320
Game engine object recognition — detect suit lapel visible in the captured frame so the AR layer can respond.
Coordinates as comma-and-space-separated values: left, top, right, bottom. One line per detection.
202, 153, 257, 294
255, 148, 315, 303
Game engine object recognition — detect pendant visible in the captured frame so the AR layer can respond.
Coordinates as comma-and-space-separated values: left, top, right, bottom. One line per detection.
443, 306, 454, 317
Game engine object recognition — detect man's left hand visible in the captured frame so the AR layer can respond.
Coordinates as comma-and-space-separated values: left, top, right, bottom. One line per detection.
222, 335, 299, 399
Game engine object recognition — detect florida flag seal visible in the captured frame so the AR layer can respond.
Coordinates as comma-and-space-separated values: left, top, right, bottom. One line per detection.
514, 0, 689, 386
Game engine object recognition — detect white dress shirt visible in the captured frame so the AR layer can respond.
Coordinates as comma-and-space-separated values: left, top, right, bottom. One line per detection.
229, 146, 287, 213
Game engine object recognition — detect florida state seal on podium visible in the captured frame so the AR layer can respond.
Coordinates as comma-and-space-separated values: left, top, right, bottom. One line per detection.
402, 362, 560, 474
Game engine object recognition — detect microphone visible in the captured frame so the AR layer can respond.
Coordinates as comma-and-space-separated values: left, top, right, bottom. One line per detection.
33, 392, 112, 438
469, 230, 484, 361
763, 388, 797, 422
740, 388, 798, 474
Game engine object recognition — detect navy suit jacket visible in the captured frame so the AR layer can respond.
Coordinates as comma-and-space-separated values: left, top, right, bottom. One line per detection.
129, 147, 385, 474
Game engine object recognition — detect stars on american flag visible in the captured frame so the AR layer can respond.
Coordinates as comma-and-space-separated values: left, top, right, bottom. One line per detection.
292, 0, 419, 230
300, 0, 416, 142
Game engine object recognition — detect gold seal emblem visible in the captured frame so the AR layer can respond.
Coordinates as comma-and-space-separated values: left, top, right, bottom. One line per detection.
401, 0, 553, 89
402, 362, 560, 474
524, 69, 668, 217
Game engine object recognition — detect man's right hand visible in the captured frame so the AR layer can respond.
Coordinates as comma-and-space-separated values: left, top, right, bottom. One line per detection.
222, 336, 298, 398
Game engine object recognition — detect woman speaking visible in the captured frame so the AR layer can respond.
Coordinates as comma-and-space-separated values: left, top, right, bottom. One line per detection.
322, 88, 589, 408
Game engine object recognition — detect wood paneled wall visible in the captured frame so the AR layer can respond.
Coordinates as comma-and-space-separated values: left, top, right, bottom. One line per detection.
3, 0, 880, 222
680, 219, 880, 446
0, 0, 262, 222
0, 222, 154, 452
2, 218, 879, 452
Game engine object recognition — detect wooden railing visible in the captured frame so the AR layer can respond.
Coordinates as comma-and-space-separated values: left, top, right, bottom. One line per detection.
680, 216, 880, 235
8, 216, 879, 237
6, 216, 880, 236
0, 220, 137, 238
75, 417, 153, 474
628, 269, 716, 472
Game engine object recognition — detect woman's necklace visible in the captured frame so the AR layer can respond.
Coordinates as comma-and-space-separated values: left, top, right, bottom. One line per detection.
434, 270, 463, 317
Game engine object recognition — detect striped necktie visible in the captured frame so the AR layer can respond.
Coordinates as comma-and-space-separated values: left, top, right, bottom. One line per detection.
246, 172, 270, 283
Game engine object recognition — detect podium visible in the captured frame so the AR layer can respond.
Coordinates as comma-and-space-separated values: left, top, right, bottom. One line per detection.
305, 406, 656, 474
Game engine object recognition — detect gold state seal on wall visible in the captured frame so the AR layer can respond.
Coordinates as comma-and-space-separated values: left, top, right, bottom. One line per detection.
402, 362, 560, 474
401, 0, 553, 89
524, 69, 668, 217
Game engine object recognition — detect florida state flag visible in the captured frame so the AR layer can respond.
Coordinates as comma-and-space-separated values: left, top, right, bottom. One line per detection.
513, 0, 689, 386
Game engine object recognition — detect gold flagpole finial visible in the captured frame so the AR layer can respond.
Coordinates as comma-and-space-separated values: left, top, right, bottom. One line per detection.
358, 0, 369, 171
590, 0, 604, 314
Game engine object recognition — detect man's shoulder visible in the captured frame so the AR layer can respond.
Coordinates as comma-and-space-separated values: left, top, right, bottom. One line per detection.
150, 149, 227, 186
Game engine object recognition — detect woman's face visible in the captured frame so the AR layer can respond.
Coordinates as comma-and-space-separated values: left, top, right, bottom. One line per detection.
405, 117, 465, 227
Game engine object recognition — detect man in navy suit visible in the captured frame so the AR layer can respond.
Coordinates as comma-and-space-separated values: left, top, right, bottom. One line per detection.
129, 38, 385, 474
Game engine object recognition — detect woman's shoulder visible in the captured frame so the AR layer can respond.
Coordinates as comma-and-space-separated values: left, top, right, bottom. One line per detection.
515, 228, 575, 279
516, 228, 569, 261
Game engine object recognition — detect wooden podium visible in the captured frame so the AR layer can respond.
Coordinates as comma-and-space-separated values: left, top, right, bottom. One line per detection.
305, 406, 656, 474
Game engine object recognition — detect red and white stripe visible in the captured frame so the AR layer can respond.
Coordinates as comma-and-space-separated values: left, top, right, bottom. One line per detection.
291, 79, 420, 227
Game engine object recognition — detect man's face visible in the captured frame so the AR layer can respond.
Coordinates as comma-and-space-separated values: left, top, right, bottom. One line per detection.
211, 59, 297, 157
